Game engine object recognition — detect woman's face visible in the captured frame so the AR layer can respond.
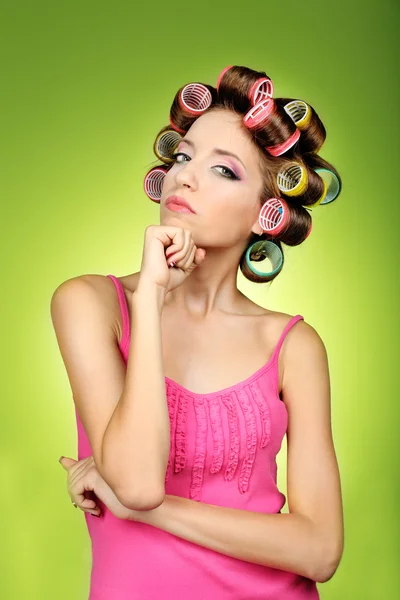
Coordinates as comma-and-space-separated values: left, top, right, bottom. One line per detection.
160, 108, 265, 246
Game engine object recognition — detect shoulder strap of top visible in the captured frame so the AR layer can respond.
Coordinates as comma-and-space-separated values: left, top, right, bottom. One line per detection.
270, 314, 304, 364
106, 274, 131, 345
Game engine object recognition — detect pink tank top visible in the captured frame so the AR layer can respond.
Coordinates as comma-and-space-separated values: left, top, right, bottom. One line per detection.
74, 274, 320, 599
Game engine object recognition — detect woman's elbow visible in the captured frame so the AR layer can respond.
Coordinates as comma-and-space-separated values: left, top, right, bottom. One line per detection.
117, 487, 165, 511
313, 540, 344, 583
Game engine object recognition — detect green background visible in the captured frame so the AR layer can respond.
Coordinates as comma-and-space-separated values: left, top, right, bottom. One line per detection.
2, 0, 398, 598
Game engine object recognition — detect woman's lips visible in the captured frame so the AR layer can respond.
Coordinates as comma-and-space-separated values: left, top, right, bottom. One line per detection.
165, 195, 196, 213
166, 203, 195, 213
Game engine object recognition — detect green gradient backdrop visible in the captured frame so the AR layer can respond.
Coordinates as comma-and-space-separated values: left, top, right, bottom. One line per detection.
2, 1, 398, 598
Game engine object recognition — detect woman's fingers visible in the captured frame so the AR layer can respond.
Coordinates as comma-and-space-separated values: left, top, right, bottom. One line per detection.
69, 487, 101, 515
179, 244, 197, 270
69, 466, 102, 515
68, 461, 94, 488
80, 498, 101, 515
60, 455, 101, 515
81, 498, 96, 507
169, 241, 196, 268
166, 229, 193, 266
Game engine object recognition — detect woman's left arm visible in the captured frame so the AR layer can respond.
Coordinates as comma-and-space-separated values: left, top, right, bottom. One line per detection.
134, 322, 344, 584
63, 322, 344, 583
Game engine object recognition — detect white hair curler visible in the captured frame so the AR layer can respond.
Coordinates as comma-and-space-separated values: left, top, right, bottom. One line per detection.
248, 77, 274, 105
277, 163, 308, 197
153, 128, 182, 163
143, 166, 168, 202
283, 100, 311, 130
243, 98, 276, 130
258, 197, 290, 236
178, 83, 212, 116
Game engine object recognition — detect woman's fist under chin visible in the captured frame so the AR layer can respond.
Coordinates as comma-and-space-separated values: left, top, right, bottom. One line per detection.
137, 225, 206, 295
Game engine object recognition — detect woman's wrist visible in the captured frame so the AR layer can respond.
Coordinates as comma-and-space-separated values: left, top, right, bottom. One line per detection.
133, 280, 167, 312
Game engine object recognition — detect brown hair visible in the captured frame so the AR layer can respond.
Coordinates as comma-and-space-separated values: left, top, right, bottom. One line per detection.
152, 65, 342, 284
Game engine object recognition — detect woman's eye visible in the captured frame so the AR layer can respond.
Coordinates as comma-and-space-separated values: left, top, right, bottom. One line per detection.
171, 152, 239, 180
215, 166, 239, 180
172, 151, 189, 163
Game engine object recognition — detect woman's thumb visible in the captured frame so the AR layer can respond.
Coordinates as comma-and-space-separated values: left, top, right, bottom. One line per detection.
194, 248, 207, 265
59, 456, 77, 470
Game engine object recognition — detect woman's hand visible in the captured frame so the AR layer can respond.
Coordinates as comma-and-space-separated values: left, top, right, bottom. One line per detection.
138, 225, 207, 295
59, 455, 140, 521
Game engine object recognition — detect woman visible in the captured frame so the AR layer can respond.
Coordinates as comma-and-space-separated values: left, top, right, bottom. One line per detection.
52, 65, 344, 599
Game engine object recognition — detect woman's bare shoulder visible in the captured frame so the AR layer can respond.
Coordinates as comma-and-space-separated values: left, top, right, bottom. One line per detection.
69, 272, 141, 295
54, 272, 140, 342
239, 293, 299, 325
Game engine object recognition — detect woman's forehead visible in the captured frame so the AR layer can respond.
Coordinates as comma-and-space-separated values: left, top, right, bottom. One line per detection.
187, 111, 257, 157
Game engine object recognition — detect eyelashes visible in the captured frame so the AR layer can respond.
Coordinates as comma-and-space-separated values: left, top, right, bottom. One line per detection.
171, 152, 240, 181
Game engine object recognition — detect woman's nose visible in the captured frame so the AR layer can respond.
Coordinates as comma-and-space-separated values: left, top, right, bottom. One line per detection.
174, 161, 198, 189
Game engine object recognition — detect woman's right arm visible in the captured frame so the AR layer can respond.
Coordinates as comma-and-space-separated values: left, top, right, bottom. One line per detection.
50, 276, 169, 511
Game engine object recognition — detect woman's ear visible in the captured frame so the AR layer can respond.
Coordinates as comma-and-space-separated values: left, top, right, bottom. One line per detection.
251, 220, 263, 236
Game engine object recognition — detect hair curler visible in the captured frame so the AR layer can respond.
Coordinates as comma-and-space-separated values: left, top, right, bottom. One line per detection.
243, 98, 276, 130
178, 83, 212, 116
154, 128, 182, 163
247, 77, 274, 105
277, 163, 308, 196
307, 179, 328, 207
265, 128, 301, 156
245, 240, 283, 278
216, 65, 233, 91
283, 100, 312, 130
143, 166, 168, 202
258, 197, 291, 236
314, 168, 341, 204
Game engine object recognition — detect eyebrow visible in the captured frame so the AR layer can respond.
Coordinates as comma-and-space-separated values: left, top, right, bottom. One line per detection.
178, 138, 247, 172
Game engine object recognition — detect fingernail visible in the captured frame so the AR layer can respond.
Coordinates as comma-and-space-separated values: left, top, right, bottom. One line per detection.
58, 456, 65, 463
91, 513, 101, 518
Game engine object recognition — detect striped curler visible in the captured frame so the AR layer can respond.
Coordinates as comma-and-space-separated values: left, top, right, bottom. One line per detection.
243, 98, 276, 130
314, 168, 341, 204
216, 65, 233, 91
265, 128, 301, 156
283, 100, 312, 130
154, 128, 182, 163
277, 162, 308, 197
258, 197, 291, 236
143, 166, 168, 203
247, 77, 274, 105
178, 83, 212, 116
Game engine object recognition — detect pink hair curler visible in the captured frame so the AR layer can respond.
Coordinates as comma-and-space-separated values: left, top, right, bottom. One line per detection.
258, 197, 291, 236
169, 114, 186, 134
143, 166, 168, 203
178, 83, 212, 116
243, 98, 276, 130
248, 77, 274, 105
265, 128, 301, 156
216, 65, 233, 91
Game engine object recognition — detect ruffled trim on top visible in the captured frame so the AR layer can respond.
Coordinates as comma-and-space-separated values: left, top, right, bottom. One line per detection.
164, 378, 274, 499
